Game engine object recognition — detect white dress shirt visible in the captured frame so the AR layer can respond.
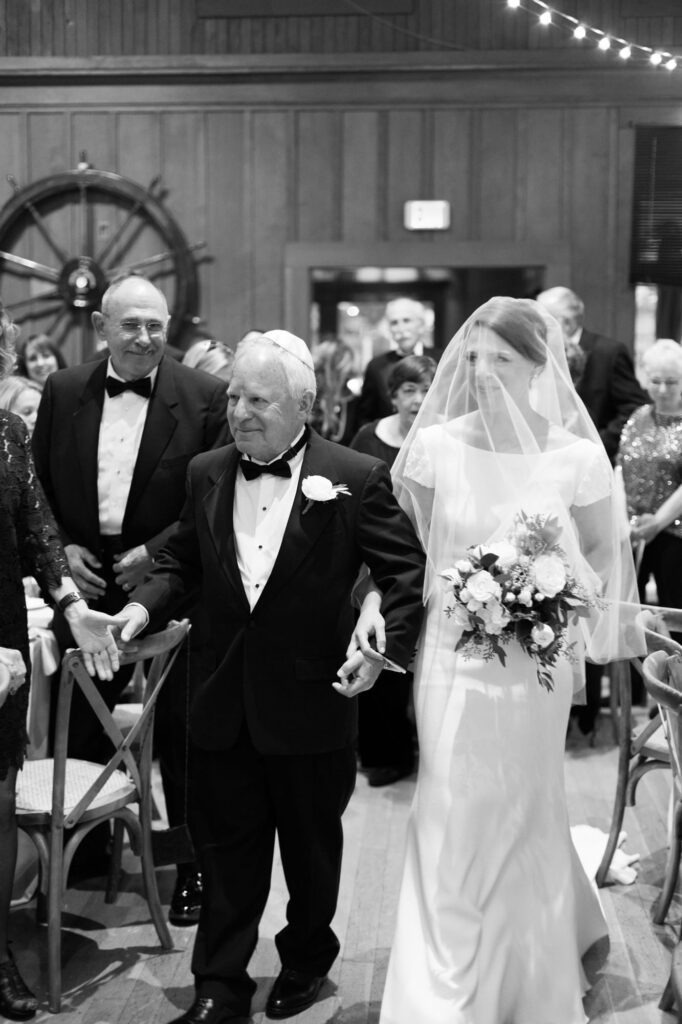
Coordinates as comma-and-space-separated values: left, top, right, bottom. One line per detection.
97, 360, 158, 536
234, 429, 306, 610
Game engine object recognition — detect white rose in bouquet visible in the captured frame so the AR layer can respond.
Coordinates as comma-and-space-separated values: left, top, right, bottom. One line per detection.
532, 554, 567, 598
441, 566, 463, 587
487, 540, 518, 569
517, 586, 533, 607
479, 599, 510, 635
455, 558, 473, 574
530, 623, 555, 649
466, 570, 501, 604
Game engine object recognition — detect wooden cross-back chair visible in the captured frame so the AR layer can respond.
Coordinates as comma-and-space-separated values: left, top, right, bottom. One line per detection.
641, 649, 682, 1021
596, 607, 682, 889
16, 618, 190, 1012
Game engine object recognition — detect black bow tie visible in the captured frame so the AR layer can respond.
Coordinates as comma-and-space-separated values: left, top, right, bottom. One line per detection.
105, 375, 152, 399
240, 428, 308, 481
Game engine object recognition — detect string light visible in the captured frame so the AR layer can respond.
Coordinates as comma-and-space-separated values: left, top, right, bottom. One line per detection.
506, 1, 680, 70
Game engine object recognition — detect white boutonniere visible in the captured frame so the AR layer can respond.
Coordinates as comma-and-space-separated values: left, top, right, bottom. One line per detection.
301, 475, 351, 516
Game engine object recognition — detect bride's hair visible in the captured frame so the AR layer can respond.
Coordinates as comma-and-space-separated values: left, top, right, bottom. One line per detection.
473, 297, 548, 367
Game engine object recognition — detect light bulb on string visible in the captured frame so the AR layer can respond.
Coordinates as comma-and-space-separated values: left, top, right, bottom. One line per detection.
598, 36, 611, 51
539, 10, 552, 26
619, 45, 631, 59
650, 52, 663, 65
507, 0, 521, 8
666, 58, 678, 70
573, 24, 586, 40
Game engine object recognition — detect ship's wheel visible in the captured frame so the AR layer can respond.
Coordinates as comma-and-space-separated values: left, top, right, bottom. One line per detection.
0, 155, 203, 357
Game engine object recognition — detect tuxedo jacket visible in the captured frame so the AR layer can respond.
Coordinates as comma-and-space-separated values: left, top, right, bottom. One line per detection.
357, 348, 440, 425
132, 430, 426, 756
32, 355, 230, 558
578, 329, 647, 462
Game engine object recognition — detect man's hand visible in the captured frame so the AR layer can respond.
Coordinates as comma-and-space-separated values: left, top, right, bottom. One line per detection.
112, 604, 150, 645
63, 604, 121, 681
65, 544, 107, 600
630, 513, 659, 544
113, 545, 154, 593
332, 650, 383, 698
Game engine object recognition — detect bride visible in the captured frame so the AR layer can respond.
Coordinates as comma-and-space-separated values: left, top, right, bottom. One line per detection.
363, 297, 644, 1024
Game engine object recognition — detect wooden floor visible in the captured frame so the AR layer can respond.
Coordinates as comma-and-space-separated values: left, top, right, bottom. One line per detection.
9, 708, 682, 1023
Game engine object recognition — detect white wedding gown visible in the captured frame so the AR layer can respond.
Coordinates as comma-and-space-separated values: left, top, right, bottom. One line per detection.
380, 430, 609, 1024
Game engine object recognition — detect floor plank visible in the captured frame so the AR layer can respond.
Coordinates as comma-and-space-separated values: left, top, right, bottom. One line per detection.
10, 708, 682, 1023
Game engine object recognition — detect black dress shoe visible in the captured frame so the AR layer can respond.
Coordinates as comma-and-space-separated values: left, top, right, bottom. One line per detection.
265, 968, 325, 1019
0, 950, 38, 1021
169, 870, 203, 926
167, 995, 238, 1023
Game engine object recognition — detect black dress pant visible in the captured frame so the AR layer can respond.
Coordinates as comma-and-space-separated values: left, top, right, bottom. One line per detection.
357, 669, 414, 769
189, 727, 357, 1013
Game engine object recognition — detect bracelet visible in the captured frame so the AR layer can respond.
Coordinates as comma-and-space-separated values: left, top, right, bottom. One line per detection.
57, 591, 83, 614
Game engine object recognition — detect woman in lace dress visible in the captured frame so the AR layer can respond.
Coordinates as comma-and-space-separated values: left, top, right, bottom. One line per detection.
370, 298, 644, 1024
0, 303, 120, 1020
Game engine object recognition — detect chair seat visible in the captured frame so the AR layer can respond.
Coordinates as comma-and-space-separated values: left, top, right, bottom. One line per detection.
17, 759, 135, 817
639, 724, 670, 760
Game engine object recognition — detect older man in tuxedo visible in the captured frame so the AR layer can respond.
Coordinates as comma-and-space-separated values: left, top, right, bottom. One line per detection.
32, 274, 229, 919
114, 330, 426, 1024
537, 286, 648, 737
357, 296, 437, 425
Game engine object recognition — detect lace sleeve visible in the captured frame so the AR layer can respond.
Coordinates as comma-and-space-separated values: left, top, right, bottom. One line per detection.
10, 415, 70, 593
573, 442, 613, 507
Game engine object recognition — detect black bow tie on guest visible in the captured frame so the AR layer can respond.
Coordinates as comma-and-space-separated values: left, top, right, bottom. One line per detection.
105, 375, 152, 399
240, 428, 309, 481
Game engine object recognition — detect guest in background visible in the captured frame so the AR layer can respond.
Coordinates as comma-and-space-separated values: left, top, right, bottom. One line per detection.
537, 286, 647, 737
182, 339, 234, 383
311, 339, 360, 445
15, 333, 66, 390
32, 275, 229, 923
357, 297, 438, 426
622, 339, 682, 642
0, 300, 119, 1022
350, 354, 436, 786
0, 375, 42, 436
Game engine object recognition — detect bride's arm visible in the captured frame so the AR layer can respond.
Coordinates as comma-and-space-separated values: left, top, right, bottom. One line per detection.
347, 576, 386, 659
571, 495, 614, 586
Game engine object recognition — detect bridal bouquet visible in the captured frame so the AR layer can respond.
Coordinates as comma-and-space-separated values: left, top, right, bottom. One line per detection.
440, 511, 594, 691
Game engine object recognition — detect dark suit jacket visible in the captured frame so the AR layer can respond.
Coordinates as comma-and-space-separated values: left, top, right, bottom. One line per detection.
578, 328, 647, 462
357, 348, 440, 426
131, 430, 426, 756
32, 355, 230, 558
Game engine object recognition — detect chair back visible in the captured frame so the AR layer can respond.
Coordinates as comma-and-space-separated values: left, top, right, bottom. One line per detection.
50, 618, 190, 829
642, 650, 682, 780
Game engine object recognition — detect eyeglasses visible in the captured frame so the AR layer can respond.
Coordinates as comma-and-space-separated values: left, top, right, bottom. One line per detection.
648, 378, 681, 388
116, 319, 166, 342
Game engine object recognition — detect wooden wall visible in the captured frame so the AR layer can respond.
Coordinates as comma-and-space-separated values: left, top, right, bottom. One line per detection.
1, 0, 682, 356
0, 0, 680, 56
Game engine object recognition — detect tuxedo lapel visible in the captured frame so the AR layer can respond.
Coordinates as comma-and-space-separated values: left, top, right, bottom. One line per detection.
259, 434, 340, 606
72, 360, 107, 535
203, 449, 250, 610
123, 358, 178, 531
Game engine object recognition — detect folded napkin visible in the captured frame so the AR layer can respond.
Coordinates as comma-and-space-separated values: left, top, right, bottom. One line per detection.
28, 627, 59, 676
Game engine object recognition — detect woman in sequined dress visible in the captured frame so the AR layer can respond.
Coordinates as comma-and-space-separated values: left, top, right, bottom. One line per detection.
621, 339, 682, 629
0, 303, 120, 1020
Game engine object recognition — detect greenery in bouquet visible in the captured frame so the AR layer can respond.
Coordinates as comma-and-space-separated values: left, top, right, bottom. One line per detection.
440, 511, 594, 691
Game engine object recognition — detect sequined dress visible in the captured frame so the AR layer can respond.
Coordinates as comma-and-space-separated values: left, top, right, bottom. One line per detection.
620, 404, 682, 537
0, 410, 68, 779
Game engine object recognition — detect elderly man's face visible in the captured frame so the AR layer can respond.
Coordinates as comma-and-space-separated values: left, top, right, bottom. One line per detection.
227, 347, 310, 462
93, 279, 169, 381
387, 300, 425, 355
539, 295, 580, 344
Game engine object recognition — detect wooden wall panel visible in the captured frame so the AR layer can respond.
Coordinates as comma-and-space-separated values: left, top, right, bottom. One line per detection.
476, 110, 518, 242
432, 109, 473, 240
386, 110, 424, 242
249, 111, 291, 328
341, 111, 381, 243
295, 110, 340, 242
518, 109, 566, 244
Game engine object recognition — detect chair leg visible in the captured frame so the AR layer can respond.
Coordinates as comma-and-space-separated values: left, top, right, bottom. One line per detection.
135, 794, 172, 950
660, 974, 675, 1012
47, 830, 65, 1013
106, 819, 125, 904
654, 797, 682, 925
596, 662, 632, 887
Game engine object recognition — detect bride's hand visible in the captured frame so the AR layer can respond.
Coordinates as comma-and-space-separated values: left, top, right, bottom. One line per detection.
0, 648, 26, 710
64, 605, 121, 681
346, 589, 386, 662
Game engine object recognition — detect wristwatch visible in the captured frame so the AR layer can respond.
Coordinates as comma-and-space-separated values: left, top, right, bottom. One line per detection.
57, 591, 83, 614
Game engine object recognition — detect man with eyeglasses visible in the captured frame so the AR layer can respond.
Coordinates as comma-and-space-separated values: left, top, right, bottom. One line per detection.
32, 274, 229, 918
